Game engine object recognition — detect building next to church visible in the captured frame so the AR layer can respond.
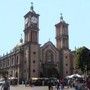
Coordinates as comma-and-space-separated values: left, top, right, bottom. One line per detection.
0, 4, 75, 82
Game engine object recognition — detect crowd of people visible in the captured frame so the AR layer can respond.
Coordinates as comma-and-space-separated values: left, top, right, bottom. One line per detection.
0, 75, 90, 90
54, 75, 90, 90
47, 75, 90, 90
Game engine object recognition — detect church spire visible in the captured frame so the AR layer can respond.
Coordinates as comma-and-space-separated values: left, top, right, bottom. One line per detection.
30, 2, 36, 13
30, 2, 34, 11
60, 13, 63, 21
20, 34, 23, 44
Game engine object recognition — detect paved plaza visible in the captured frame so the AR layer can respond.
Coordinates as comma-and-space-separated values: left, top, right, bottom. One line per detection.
0, 85, 75, 90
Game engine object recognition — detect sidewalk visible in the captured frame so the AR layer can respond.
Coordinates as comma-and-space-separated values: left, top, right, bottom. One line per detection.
10, 85, 75, 90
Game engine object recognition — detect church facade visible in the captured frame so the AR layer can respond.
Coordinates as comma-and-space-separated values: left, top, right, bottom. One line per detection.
0, 4, 75, 82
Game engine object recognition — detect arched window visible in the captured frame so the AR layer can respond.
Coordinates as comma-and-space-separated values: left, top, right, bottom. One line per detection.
45, 50, 54, 63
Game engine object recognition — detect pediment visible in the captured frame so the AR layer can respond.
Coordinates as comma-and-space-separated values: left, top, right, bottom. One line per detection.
41, 41, 58, 53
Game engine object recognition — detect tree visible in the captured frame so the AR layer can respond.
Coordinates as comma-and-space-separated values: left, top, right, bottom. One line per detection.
0, 69, 8, 78
42, 63, 59, 78
46, 67, 59, 78
76, 46, 90, 73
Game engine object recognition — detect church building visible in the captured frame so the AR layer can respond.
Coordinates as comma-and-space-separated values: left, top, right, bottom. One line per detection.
0, 3, 74, 82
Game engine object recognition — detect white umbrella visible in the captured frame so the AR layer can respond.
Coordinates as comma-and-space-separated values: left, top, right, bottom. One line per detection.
70, 74, 81, 78
9, 77, 17, 79
66, 74, 81, 78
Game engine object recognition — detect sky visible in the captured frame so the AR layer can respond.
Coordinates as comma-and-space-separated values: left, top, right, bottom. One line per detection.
0, 0, 90, 55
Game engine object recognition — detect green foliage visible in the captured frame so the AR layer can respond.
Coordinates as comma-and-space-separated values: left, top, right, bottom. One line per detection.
76, 46, 90, 73
42, 63, 59, 78
46, 67, 59, 78
0, 69, 8, 78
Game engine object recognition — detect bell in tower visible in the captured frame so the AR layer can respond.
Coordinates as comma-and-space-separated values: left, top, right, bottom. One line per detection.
24, 2, 39, 43
55, 13, 69, 50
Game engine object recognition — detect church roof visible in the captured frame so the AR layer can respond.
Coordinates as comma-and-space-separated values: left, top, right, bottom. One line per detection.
55, 13, 68, 27
55, 21, 68, 27
24, 2, 39, 18
41, 41, 58, 51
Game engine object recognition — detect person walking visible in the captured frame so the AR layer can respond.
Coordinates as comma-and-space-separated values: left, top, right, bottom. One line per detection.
56, 80, 60, 90
48, 80, 53, 90
1, 77, 10, 90
60, 78, 64, 90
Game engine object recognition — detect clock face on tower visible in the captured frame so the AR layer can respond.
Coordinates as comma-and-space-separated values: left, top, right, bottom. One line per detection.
31, 16, 38, 24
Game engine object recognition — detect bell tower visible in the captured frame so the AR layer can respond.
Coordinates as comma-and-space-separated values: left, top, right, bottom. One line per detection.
24, 2, 39, 43
23, 3, 40, 80
55, 14, 69, 50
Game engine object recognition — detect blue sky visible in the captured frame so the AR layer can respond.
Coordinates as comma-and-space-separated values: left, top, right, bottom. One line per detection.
0, 0, 90, 55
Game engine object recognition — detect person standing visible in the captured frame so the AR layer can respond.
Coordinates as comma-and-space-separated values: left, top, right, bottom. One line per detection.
86, 76, 90, 90
1, 77, 10, 90
56, 81, 60, 90
48, 80, 53, 90
60, 78, 64, 90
